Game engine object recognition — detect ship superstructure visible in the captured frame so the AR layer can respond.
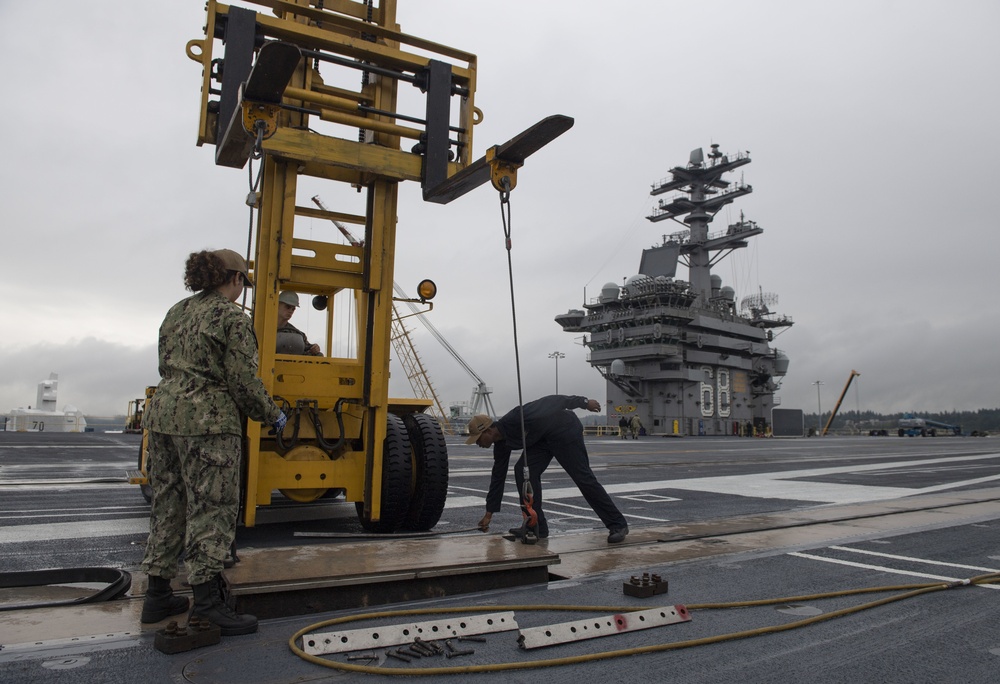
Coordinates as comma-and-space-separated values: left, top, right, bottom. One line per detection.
555, 145, 792, 436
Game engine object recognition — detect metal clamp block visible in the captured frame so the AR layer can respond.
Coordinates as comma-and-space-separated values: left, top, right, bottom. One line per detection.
623, 572, 668, 598
153, 618, 221, 654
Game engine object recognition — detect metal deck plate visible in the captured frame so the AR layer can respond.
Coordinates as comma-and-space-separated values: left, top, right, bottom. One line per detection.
302, 611, 518, 655
517, 605, 691, 649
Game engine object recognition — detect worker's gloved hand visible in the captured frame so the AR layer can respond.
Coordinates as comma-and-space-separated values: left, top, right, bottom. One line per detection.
270, 411, 287, 435
477, 512, 492, 532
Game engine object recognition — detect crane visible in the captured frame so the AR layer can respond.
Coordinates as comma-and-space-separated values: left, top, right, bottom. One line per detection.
313, 194, 496, 423
310, 196, 453, 431
393, 283, 497, 419
822, 370, 860, 436
898, 415, 961, 437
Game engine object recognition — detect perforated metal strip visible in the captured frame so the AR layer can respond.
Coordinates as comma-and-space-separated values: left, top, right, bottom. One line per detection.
517, 605, 691, 650
302, 611, 518, 655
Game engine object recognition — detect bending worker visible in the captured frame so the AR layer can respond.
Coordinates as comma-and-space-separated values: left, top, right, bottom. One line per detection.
140, 248, 286, 636
469, 395, 629, 544
276, 291, 322, 355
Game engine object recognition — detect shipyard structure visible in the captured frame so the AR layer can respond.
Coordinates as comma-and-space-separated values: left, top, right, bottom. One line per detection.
555, 145, 792, 436
3, 373, 88, 433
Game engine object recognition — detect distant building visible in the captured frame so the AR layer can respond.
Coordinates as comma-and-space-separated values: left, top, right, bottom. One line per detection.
3, 373, 87, 432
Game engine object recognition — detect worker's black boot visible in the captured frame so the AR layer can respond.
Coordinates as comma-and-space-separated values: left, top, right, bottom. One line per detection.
140, 575, 189, 624
191, 573, 258, 636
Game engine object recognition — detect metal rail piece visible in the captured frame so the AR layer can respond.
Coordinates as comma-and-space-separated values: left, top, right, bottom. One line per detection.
517, 605, 690, 650
302, 611, 518, 655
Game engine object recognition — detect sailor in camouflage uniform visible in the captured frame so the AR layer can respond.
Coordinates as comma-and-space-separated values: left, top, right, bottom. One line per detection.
140, 248, 286, 636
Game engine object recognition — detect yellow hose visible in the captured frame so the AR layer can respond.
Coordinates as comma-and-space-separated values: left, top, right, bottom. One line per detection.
287, 572, 1000, 675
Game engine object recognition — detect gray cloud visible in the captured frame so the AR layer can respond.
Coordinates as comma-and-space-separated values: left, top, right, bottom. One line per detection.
2, 1, 997, 420
0, 340, 157, 417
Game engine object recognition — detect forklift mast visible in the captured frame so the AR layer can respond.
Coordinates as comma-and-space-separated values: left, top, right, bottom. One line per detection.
183, 0, 572, 530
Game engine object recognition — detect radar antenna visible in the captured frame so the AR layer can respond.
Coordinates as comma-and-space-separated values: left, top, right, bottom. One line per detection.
740, 290, 779, 315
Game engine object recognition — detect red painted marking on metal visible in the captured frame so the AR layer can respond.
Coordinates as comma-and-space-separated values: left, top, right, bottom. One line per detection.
676, 604, 690, 619
614, 614, 628, 632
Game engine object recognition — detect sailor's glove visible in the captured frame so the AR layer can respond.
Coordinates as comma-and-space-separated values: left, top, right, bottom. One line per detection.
270, 411, 288, 435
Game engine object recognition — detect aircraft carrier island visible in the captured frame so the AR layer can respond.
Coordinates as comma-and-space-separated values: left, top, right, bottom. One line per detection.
556, 145, 792, 437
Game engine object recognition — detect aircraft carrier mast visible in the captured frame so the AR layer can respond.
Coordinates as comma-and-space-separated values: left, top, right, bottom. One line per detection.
647, 144, 755, 306
555, 145, 793, 436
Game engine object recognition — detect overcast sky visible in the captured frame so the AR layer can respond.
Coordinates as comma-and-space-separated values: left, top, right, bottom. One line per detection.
1, 1, 997, 421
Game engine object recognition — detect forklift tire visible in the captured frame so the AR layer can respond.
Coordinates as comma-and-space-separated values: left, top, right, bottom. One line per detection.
401, 413, 449, 531
355, 413, 412, 533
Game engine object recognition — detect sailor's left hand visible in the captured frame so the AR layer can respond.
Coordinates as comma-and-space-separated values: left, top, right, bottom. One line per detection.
586, 399, 601, 412
477, 512, 493, 532
269, 411, 288, 435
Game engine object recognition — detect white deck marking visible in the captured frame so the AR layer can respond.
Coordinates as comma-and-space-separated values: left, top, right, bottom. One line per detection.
445, 486, 671, 522
0, 445, 135, 449
449, 454, 1000, 508
789, 551, 1000, 589
545, 453, 1000, 505
5, 454, 998, 544
1, 518, 148, 543
827, 546, 999, 573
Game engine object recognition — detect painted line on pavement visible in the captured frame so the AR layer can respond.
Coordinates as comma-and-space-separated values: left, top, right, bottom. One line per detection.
788, 552, 1000, 589
828, 546, 1000, 573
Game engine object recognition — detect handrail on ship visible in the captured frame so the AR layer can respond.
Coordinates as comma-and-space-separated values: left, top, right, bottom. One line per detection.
649, 150, 751, 191
648, 182, 753, 220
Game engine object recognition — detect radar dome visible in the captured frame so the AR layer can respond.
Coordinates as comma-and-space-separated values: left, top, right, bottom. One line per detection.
610, 359, 626, 376
599, 282, 620, 303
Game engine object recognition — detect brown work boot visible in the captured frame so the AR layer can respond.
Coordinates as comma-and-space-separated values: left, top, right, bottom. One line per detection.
140, 575, 189, 624
191, 573, 258, 636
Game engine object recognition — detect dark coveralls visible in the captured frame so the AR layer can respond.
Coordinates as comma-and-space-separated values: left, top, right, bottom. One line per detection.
485, 395, 627, 536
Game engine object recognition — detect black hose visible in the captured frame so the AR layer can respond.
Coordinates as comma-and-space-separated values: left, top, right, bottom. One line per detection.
0, 567, 132, 612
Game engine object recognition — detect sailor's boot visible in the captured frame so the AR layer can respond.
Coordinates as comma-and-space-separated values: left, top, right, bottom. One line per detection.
140, 575, 189, 624
191, 573, 258, 636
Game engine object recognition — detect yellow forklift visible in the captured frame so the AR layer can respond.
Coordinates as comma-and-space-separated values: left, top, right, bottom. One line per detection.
129, 0, 571, 532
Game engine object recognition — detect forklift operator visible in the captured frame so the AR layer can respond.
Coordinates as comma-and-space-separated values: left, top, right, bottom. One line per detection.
276, 291, 322, 356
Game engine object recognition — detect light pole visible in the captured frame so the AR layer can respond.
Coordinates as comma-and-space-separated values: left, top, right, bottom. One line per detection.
812, 380, 824, 435
548, 351, 565, 394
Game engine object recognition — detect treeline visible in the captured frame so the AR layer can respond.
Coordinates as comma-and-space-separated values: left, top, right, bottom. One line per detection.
84, 415, 129, 429
803, 408, 1000, 434
84, 408, 1000, 434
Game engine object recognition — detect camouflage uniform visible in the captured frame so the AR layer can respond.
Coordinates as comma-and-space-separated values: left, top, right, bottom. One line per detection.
276, 322, 320, 355
141, 290, 280, 586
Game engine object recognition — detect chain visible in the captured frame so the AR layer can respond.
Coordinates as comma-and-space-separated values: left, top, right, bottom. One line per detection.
498, 178, 535, 535
243, 124, 266, 311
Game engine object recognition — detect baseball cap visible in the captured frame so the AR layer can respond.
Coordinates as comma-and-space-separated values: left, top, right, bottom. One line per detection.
279, 291, 300, 307
213, 249, 253, 287
465, 414, 494, 445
